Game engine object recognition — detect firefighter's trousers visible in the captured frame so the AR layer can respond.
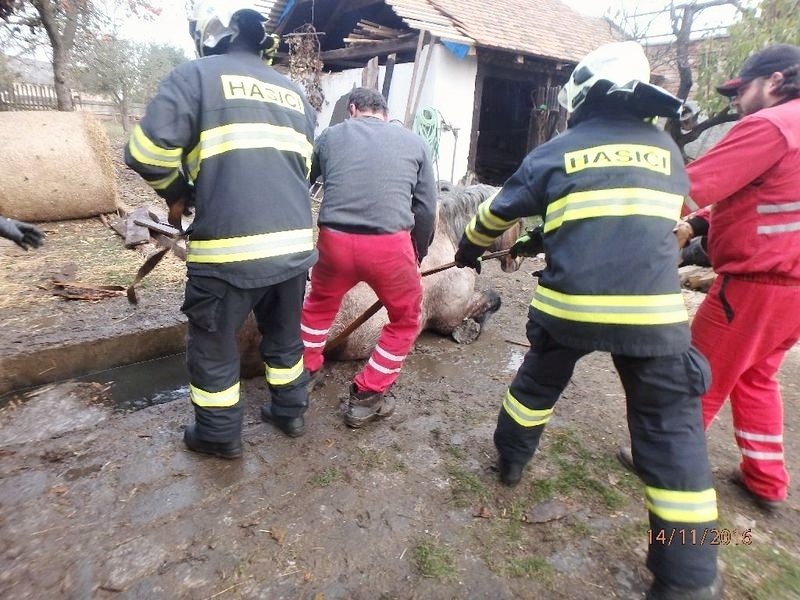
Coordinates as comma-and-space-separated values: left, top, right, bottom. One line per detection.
181, 273, 309, 443
693, 275, 800, 501
494, 319, 719, 589
301, 227, 423, 393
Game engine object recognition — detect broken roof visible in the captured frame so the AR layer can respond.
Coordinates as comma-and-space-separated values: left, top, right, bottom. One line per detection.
271, 0, 621, 66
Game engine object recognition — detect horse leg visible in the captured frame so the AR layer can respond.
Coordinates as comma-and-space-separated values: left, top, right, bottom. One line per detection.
450, 289, 501, 344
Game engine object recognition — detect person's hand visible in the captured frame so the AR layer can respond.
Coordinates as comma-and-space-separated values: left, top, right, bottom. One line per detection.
0, 218, 45, 250
167, 198, 187, 234
454, 241, 484, 274
510, 226, 544, 258
673, 220, 694, 248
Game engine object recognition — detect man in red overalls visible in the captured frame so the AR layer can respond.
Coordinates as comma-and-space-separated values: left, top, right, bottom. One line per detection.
685, 44, 800, 511
301, 87, 437, 428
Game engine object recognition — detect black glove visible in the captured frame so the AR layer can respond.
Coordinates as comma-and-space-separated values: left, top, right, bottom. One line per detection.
454, 240, 485, 274
510, 226, 544, 258
0, 217, 45, 250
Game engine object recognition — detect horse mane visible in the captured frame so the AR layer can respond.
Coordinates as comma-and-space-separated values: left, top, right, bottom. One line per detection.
436, 184, 499, 246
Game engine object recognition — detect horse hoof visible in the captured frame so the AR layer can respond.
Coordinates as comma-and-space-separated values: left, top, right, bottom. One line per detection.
451, 318, 481, 344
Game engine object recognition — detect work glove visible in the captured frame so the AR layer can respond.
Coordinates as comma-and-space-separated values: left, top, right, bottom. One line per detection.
0, 217, 45, 250
510, 225, 544, 258
454, 239, 485, 274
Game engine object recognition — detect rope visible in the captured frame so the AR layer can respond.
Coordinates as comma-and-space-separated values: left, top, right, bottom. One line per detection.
412, 106, 442, 163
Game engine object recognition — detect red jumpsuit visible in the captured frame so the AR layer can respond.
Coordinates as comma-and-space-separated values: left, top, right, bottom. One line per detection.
686, 97, 800, 502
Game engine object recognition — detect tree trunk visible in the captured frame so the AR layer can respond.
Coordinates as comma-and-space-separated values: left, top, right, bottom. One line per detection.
120, 94, 130, 132
38, 0, 80, 111
52, 45, 74, 111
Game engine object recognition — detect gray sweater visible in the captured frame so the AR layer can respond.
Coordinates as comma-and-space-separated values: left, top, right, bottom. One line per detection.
311, 115, 437, 261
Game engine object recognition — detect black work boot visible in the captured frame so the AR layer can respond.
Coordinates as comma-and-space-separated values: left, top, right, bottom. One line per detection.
497, 456, 524, 487
616, 445, 640, 478
730, 469, 784, 514
183, 425, 243, 459
647, 574, 723, 600
261, 403, 305, 438
343, 384, 395, 428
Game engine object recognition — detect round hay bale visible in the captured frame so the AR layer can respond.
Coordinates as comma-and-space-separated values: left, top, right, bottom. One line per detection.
0, 111, 118, 222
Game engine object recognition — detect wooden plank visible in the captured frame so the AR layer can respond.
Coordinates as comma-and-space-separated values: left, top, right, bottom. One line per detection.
362, 56, 380, 89
319, 37, 418, 63
403, 30, 427, 128
382, 53, 396, 100
405, 34, 437, 128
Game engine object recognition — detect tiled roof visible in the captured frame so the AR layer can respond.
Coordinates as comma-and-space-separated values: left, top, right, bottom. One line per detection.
427, 0, 621, 62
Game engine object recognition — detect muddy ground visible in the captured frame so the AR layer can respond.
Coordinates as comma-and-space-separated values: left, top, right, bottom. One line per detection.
0, 131, 798, 599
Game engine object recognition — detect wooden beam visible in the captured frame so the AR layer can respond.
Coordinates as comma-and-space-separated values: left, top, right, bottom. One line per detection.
403, 30, 427, 127
410, 35, 437, 125
382, 53, 396, 100
319, 37, 418, 62
362, 56, 380, 89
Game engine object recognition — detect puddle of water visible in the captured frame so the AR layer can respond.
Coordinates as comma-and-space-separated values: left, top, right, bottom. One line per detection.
76, 353, 189, 411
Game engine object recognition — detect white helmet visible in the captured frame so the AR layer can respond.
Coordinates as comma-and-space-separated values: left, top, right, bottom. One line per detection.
189, 1, 269, 57
558, 41, 651, 112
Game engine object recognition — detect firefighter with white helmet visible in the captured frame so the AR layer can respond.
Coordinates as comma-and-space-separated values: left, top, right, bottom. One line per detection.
125, 1, 318, 457
455, 41, 722, 599
189, 0, 279, 63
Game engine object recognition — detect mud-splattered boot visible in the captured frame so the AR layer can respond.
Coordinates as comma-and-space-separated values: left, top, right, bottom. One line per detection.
343, 384, 395, 428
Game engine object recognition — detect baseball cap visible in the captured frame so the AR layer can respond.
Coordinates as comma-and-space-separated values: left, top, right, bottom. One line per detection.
716, 44, 800, 97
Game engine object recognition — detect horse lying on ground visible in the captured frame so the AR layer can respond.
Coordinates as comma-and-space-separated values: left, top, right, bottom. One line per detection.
238, 184, 524, 376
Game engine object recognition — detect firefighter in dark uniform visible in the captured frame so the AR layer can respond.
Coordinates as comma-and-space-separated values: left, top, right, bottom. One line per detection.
454, 41, 721, 600
124, 1, 317, 458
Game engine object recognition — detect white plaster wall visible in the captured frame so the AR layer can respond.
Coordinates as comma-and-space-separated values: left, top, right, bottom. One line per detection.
314, 42, 478, 185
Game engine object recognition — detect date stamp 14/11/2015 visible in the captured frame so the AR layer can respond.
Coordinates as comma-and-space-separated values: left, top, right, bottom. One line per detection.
648, 528, 752, 546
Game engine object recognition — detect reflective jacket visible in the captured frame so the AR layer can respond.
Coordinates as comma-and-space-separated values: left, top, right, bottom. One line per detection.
125, 50, 317, 288
463, 110, 690, 356
686, 97, 800, 283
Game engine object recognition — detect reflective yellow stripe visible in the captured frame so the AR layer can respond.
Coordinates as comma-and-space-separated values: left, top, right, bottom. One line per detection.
464, 197, 518, 246
464, 215, 494, 246
127, 124, 183, 169
502, 390, 553, 428
265, 357, 304, 386
184, 122, 312, 180
645, 486, 718, 523
147, 169, 180, 191
544, 188, 683, 233
190, 382, 240, 408
477, 195, 517, 229
186, 228, 314, 264
531, 285, 688, 325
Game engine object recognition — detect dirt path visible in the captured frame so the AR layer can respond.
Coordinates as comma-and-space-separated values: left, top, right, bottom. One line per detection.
0, 253, 798, 599
0, 133, 798, 599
